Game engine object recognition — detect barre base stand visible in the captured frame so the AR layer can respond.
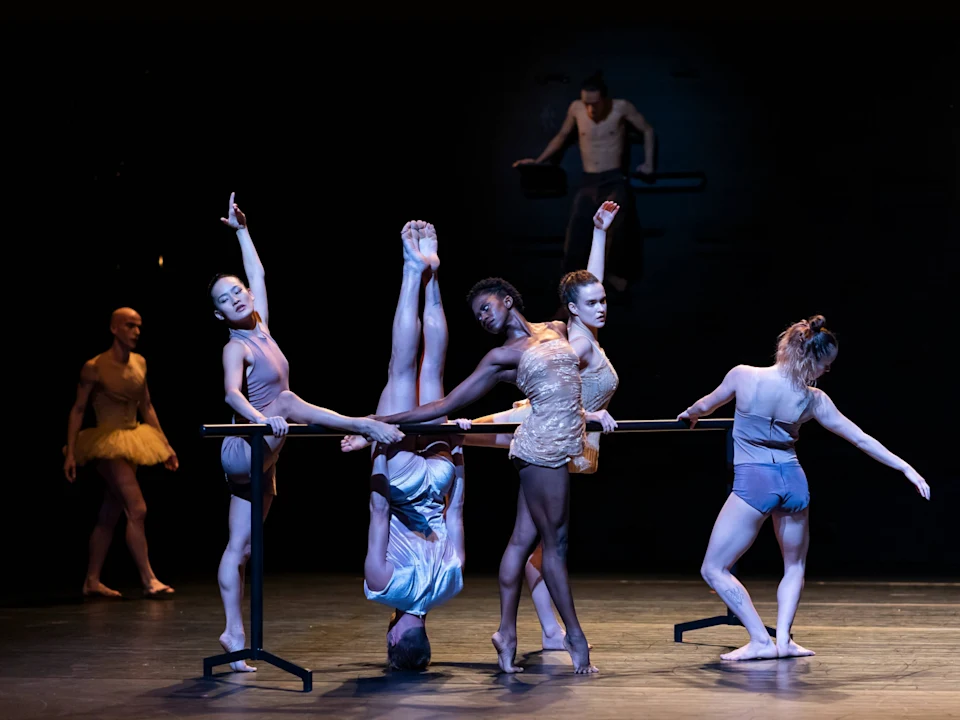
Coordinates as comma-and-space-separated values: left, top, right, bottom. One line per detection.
202, 431, 313, 691
673, 429, 784, 643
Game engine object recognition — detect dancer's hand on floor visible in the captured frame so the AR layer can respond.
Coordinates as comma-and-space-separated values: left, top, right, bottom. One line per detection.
454, 418, 473, 430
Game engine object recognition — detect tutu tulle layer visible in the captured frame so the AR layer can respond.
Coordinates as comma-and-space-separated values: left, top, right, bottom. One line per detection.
73, 424, 170, 466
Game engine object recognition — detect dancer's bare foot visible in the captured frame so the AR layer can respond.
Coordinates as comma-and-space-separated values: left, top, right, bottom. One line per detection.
563, 633, 598, 674
492, 631, 523, 673
340, 435, 371, 453
142, 579, 175, 598
401, 221, 428, 273
418, 222, 440, 272
82, 580, 121, 598
777, 639, 816, 658
542, 627, 593, 651
720, 638, 779, 661
219, 631, 256, 672
541, 626, 566, 651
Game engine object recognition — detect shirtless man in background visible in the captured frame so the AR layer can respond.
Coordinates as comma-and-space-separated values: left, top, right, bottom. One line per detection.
515, 71, 654, 295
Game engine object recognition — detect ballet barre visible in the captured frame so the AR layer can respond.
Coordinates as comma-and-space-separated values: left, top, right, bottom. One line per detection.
198, 416, 758, 691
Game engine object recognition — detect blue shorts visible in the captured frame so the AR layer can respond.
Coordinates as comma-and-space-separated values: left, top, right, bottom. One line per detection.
733, 462, 810, 515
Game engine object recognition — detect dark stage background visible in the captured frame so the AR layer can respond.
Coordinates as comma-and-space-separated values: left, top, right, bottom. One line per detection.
12, 14, 958, 599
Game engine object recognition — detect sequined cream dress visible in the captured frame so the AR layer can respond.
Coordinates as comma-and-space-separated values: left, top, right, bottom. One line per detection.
505, 332, 617, 473
72, 352, 170, 466
508, 336, 586, 469
568, 333, 619, 473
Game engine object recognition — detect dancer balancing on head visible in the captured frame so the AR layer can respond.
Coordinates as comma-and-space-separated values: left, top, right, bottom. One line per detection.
372, 276, 597, 675
456, 200, 620, 651
678, 315, 931, 661
63, 307, 179, 599
340, 220, 465, 671
210, 193, 404, 672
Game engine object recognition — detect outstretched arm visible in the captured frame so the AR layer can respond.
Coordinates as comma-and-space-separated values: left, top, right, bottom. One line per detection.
375, 348, 515, 424
221, 192, 269, 326
444, 448, 466, 567
64, 360, 98, 482
811, 389, 931, 499
456, 402, 532, 448
586, 201, 620, 283
513, 105, 577, 166
140, 377, 178, 470
677, 366, 742, 427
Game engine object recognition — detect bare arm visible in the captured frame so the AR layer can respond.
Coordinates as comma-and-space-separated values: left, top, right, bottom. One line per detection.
460, 401, 532, 448
514, 105, 577, 165
376, 349, 515, 424
811, 390, 930, 498
141, 378, 178, 470
222, 341, 268, 423
64, 361, 98, 481
624, 102, 655, 171
586, 228, 608, 282
678, 366, 741, 427
443, 448, 466, 567
221, 193, 269, 325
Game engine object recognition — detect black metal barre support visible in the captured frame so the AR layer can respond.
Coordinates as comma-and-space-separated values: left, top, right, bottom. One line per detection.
200, 431, 313, 691
199, 415, 762, 685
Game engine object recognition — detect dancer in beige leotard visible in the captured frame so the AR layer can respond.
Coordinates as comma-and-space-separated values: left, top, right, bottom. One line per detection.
63, 307, 178, 599
209, 193, 404, 672
373, 278, 597, 674
457, 201, 621, 650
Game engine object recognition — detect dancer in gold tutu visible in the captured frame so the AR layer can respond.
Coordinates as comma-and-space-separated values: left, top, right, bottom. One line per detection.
63, 307, 178, 598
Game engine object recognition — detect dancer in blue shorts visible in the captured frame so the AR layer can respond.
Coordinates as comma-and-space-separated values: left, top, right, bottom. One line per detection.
678, 315, 931, 661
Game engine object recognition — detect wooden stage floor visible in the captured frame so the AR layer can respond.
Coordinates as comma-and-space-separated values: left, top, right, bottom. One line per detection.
1, 575, 957, 719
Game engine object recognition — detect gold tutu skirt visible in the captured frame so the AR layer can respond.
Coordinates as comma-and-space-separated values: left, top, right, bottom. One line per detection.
70, 424, 170, 466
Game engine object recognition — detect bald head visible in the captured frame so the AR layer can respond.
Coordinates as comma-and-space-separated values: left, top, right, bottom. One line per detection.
111, 307, 140, 328
110, 307, 142, 349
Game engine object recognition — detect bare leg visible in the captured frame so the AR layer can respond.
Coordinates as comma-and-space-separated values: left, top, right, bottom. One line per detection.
83, 484, 123, 597
700, 493, 777, 660
494, 486, 539, 673
268, 232, 425, 439
218, 493, 273, 672
98, 459, 172, 595
772, 509, 815, 658
525, 545, 566, 649
519, 464, 597, 673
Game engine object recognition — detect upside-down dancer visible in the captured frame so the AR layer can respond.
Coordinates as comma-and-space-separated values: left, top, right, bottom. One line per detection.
341, 220, 465, 671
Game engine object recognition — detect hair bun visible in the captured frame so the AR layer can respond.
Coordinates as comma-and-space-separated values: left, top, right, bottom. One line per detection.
808, 315, 826, 332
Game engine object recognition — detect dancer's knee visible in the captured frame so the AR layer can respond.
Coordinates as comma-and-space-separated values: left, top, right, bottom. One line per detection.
701, 561, 722, 588
125, 502, 147, 525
